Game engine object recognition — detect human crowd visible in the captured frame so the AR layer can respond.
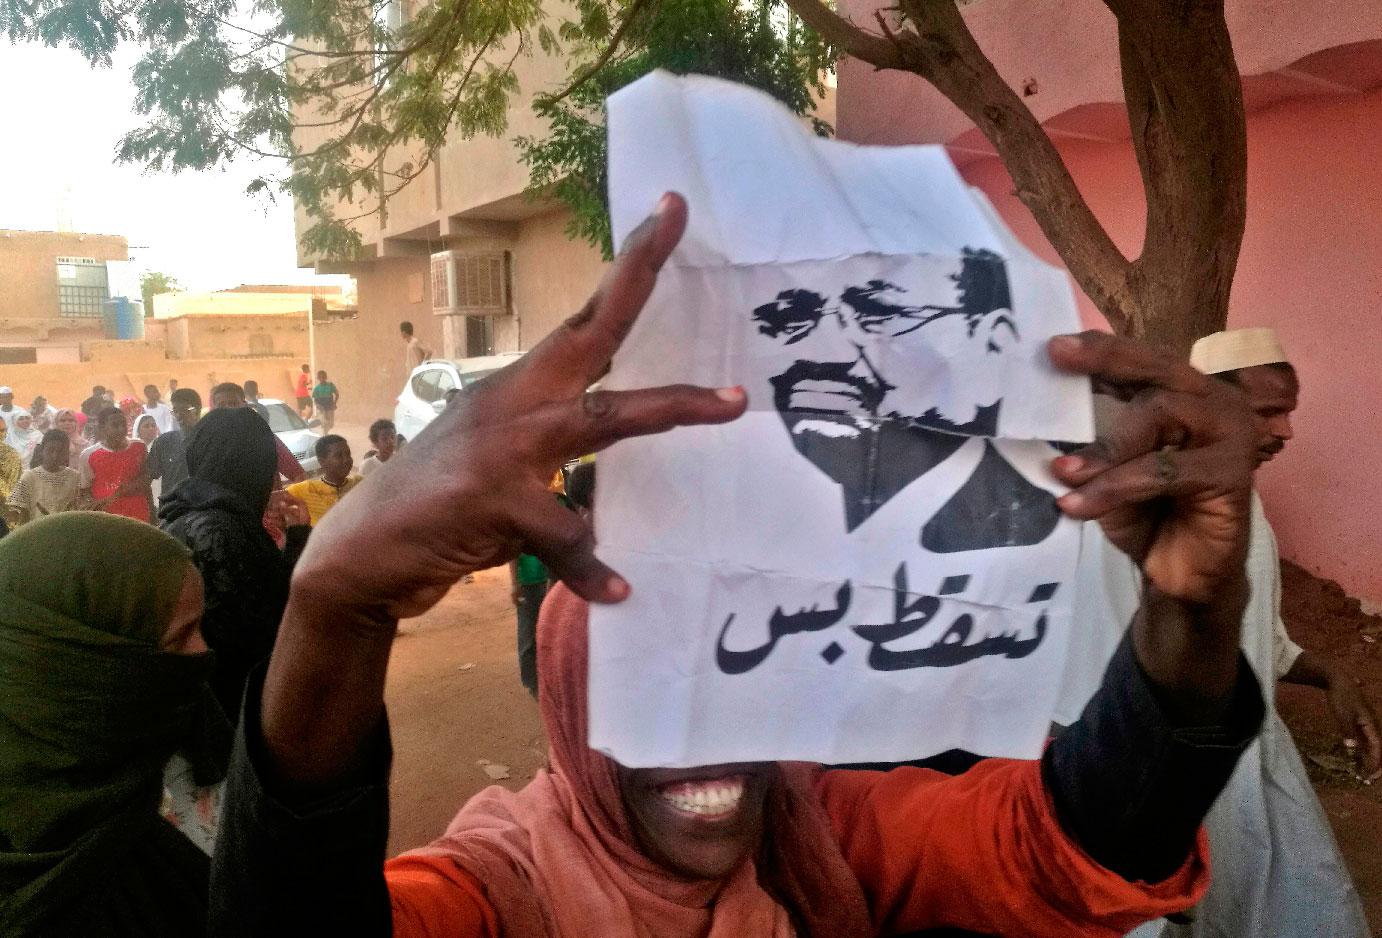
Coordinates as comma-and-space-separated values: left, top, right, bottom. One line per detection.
0, 195, 1376, 937
0, 366, 383, 535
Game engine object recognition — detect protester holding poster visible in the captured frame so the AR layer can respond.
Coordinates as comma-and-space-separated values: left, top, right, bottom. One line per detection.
210, 192, 1266, 938
591, 74, 1104, 767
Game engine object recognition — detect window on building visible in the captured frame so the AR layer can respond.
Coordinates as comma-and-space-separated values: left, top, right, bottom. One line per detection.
465, 315, 495, 357
57, 284, 108, 317
55, 256, 109, 317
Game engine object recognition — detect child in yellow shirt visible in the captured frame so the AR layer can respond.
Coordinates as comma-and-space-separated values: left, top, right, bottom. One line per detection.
285, 434, 361, 526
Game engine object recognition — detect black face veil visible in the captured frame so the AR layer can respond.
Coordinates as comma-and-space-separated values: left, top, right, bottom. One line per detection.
183, 407, 278, 517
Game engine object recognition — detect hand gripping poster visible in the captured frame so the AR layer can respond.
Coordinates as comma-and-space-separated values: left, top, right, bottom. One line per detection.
590, 72, 1094, 767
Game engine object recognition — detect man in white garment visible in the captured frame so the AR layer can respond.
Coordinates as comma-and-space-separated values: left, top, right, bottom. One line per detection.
1059, 327, 1375, 937
142, 384, 177, 435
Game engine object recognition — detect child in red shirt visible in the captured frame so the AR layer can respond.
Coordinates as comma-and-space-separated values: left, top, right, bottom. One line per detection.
79, 407, 151, 522
295, 363, 313, 417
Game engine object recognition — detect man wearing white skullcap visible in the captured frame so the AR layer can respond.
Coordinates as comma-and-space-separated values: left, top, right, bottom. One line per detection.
1192, 330, 1376, 750
1191, 327, 1298, 466
1059, 328, 1374, 938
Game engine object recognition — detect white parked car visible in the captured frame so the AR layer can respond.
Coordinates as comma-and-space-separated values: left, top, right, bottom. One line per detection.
256, 397, 323, 475
394, 353, 522, 442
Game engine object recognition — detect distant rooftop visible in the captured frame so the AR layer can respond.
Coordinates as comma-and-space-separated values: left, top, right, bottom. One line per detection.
223, 283, 345, 295
0, 229, 128, 241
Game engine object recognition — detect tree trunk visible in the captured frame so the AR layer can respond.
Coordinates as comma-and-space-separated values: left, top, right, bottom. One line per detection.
786, 0, 1247, 355
1113, 0, 1246, 355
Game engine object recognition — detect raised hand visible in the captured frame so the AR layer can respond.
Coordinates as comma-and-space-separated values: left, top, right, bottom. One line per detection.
263, 194, 746, 788
1047, 331, 1259, 714
267, 490, 310, 530
291, 193, 745, 624
1047, 331, 1258, 604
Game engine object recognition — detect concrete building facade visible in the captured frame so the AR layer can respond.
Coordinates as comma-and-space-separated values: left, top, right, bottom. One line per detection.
837, 0, 1382, 601
148, 313, 308, 362
0, 283, 344, 409
294, 30, 608, 425
0, 229, 129, 364
0, 343, 305, 413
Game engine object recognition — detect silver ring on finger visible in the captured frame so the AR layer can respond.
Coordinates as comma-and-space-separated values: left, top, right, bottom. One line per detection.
1155, 445, 1180, 489
582, 390, 613, 419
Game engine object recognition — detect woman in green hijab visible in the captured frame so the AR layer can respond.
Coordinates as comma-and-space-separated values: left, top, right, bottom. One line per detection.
0, 512, 230, 935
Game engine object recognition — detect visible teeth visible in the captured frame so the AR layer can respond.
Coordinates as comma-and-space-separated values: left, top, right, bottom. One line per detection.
658, 778, 746, 817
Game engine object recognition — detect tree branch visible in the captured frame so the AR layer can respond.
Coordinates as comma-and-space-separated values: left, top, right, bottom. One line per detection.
1110, 0, 1246, 349
886, 0, 1134, 330
782, 0, 904, 68
544, 0, 654, 105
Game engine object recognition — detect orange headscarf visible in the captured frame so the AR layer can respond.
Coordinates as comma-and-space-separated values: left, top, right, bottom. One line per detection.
411, 584, 873, 937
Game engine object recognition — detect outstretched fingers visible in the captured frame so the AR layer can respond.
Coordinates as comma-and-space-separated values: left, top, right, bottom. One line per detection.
513, 492, 627, 604
1052, 388, 1227, 489
527, 192, 689, 391
532, 384, 748, 463
1049, 339, 1256, 524
1055, 446, 1239, 520
1048, 331, 1213, 398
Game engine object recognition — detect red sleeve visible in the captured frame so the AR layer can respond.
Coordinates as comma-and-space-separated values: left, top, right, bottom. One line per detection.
385, 855, 499, 938
274, 436, 307, 482
818, 761, 1209, 937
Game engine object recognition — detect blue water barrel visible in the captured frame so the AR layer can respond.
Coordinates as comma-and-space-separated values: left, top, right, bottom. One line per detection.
102, 297, 146, 340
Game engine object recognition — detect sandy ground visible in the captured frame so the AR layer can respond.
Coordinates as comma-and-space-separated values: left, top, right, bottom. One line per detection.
1277, 560, 1382, 932
382, 558, 1382, 932
384, 566, 545, 855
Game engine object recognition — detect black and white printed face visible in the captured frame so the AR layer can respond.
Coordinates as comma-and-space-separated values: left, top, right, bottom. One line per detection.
751, 248, 1026, 532
752, 249, 1017, 440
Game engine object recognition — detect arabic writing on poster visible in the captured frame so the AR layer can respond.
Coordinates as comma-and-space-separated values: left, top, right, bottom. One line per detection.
715, 564, 1059, 675
588, 72, 1094, 768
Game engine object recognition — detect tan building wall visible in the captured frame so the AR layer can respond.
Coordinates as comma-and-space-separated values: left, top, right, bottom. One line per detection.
0, 230, 129, 363
0, 351, 304, 413
0, 229, 128, 320
0, 316, 104, 363
152, 291, 315, 320
502, 210, 607, 352
162, 313, 308, 361
305, 206, 605, 426
312, 257, 443, 425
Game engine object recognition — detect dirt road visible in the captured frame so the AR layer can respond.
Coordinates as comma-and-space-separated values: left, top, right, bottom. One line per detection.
384, 566, 544, 855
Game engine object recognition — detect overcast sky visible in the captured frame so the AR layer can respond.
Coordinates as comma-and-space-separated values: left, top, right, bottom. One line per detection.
0, 42, 352, 293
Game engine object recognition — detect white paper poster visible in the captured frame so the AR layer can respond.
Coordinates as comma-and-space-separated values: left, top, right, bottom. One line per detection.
590, 72, 1095, 768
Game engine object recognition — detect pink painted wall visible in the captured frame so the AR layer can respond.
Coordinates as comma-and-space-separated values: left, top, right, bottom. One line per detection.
846, 87, 1382, 600
836, 0, 1382, 148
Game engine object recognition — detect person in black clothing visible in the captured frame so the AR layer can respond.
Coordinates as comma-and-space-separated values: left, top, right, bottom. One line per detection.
147, 387, 203, 499
79, 384, 108, 440
242, 380, 271, 422
160, 407, 310, 719
210, 196, 1265, 938
0, 513, 229, 937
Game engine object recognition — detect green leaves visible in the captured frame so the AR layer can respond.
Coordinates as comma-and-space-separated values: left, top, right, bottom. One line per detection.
518, 0, 835, 258
139, 270, 181, 315
3, 0, 830, 262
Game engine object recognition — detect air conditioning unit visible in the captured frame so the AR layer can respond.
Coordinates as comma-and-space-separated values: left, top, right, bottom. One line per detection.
430, 250, 511, 317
